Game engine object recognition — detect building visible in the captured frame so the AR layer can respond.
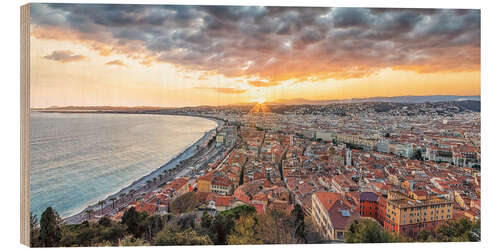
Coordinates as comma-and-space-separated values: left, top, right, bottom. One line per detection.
197, 173, 214, 193
163, 177, 190, 197
384, 191, 453, 238
345, 148, 352, 166
211, 176, 233, 195
359, 192, 386, 226
316, 131, 334, 142
311, 192, 360, 241
216, 134, 226, 147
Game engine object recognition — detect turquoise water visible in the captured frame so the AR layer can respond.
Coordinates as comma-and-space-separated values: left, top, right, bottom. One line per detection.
29, 112, 217, 218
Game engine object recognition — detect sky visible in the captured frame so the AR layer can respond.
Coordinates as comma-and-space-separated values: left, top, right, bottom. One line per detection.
29, 4, 480, 108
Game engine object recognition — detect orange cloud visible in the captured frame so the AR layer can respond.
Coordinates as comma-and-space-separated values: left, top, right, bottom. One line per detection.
105, 60, 127, 67
247, 80, 282, 87
193, 87, 247, 94
42, 50, 85, 63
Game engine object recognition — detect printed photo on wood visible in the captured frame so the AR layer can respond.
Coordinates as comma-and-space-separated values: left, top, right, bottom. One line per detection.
20, 3, 481, 247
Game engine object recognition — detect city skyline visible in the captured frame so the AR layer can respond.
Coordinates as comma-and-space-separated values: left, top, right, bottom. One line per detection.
30, 4, 480, 108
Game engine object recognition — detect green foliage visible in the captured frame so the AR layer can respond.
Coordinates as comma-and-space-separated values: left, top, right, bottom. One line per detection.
58, 220, 128, 247
120, 235, 149, 246
201, 211, 214, 229
345, 219, 392, 243
170, 192, 200, 214
209, 205, 257, 244
143, 214, 168, 242
98, 216, 112, 227
39, 207, 62, 247
121, 207, 148, 238
154, 224, 213, 245
29, 212, 41, 247
177, 213, 196, 231
435, 218, 481, 242
254, 210, 296, 244
413, 218, 481, 242
414, 148, 423, 161
227, 216, 262, 244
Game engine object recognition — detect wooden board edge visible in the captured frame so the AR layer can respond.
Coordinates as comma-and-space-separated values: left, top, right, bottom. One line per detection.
20, 3, 31, 247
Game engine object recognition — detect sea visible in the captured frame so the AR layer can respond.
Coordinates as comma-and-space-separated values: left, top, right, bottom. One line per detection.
29, 112, 217, 218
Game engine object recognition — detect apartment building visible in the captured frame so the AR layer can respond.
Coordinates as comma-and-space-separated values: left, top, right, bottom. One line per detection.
384, 191, 453, 238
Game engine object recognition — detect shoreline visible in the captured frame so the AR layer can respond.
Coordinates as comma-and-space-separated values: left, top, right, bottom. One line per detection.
50, 113, 224, 224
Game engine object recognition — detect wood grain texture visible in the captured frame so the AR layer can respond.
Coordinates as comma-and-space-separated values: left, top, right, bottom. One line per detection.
20, 3, 30, 247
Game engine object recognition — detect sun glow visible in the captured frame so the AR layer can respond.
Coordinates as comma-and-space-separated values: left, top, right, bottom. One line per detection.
255, 97, 266, 104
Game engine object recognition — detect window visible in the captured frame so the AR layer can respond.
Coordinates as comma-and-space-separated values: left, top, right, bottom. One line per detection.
337, 232, 344, 240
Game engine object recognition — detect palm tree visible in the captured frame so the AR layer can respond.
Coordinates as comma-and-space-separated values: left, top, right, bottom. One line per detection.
119, 193, 125, 202
85, 209, 93, 220
110, 197, 116, 209
98, 200, 105, 216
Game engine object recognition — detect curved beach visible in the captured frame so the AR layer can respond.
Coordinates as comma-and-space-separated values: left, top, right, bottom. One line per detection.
62, 115, 223, 224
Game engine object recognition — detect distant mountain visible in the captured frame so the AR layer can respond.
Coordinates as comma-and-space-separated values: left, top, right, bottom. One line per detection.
33, 106, 173, 111
270, 95, 480, 105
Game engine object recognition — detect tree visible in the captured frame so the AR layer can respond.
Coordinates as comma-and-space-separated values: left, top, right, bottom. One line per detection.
98, 217, 112, 227
227, 216, 262, 244
101, 223, 127, 245
291, 204, 306, 243
30, 212, 40, 247
98, 200, 106, 216
414, 149, 424, 161
85, 209, 93, 220
177, 213, 196, 231
110, 197, 116, 209
121, 207, 147, 238
169, 192, 200, 214
304, 215, 322, 243
345, 219, 390, 243
120, 235, 149, 246
201, 211, 213, 229
209, 205, 256, 244
154, 225, 213, 245
255, 210, 296, 244
239, 165, 245, 185
434, 218, 480, 242
39, 207, 62, 247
